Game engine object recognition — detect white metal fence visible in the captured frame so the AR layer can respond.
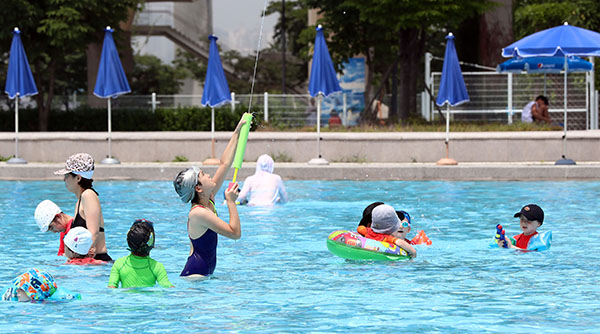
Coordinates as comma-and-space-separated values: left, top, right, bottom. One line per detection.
422, 52, 599, 130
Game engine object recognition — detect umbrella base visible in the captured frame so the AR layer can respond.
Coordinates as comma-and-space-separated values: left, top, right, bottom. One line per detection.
7, 157, 27, 164
101, 157, 121, 165
555, 158, 576, 165
202, 158, 221, 165
436, 158, 458, 165
308, 158, 329, 165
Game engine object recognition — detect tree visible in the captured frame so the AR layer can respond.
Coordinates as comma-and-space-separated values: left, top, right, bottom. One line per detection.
514, 0, 600, 38
0, 0, 142, 130
220, 49, 306, 94
302, 0, 494, 123
266, 0, 311, 93
130, 54, 186, 95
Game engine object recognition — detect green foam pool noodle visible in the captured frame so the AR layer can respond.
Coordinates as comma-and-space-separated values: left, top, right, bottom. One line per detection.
233, 113, 252, 169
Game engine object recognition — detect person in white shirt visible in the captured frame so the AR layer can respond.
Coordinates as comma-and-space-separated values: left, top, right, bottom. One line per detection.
522, 95, 551, 124
238, 154, 288, 206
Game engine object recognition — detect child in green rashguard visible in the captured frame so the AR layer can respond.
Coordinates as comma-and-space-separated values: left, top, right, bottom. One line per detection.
109, 219, 173, 288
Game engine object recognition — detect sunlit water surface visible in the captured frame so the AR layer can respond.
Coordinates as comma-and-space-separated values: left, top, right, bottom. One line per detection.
0, 180, 599, 333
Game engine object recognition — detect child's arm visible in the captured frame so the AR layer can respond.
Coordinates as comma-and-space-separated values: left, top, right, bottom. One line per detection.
152, 261, 174, 288
211, 115, 249, 197
108, 262, 120, 288
395, 238, 417, 258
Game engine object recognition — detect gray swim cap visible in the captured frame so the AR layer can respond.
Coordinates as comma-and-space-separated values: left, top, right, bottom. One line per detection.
371, 204, 401, 234
173, 166, 200, 203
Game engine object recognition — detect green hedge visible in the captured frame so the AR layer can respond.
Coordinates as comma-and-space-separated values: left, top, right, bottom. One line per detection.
0, 105, 263, 131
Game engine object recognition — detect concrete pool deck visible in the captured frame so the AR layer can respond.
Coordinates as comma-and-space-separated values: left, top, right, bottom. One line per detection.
2, 161, 599, 181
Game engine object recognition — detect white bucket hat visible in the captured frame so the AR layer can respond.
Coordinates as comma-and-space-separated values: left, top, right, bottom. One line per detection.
63, 227, 93, 256
54, 153, 95, 179
34, 200, 62, 232
371, 204, 401, 234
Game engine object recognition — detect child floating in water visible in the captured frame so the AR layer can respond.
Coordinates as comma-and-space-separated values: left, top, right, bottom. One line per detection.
63, 227, 107, 265
358, 202, 431, 246
496, 204, 552, 251
108, 219, 173, 288
1, 268, 58, 302
357, 204, 417, 258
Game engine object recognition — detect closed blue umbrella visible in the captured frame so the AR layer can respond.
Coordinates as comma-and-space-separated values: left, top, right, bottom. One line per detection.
201, 35, 231, 164
93, 26, 131, 164
502, 22, 600, 165
308, 25, 341, 165
436, 33, 469, 165
4, 27, 38, 164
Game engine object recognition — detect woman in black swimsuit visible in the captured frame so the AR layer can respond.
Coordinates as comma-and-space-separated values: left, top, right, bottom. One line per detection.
55, 153, 111, 261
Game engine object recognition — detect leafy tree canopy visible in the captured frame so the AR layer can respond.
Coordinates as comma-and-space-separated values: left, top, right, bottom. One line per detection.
0, 0, 142, 130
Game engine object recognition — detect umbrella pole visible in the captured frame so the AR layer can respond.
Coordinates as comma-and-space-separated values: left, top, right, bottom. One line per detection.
108, 97, 112, 159
436, 104, 457, 165
445, 104, 450, 158
7, 95, 27, 164
317, 95, 321, 158
563, 56, 567, 158
101, 98, 119, 164
211, 107, 215, 159
14, 96, 19, 159
555, 56, 575, 165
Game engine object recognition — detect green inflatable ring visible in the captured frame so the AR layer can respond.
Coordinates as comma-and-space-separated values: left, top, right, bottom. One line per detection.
327, 230, 410, 261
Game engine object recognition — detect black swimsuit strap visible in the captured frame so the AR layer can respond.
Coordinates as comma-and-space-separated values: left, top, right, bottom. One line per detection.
76, 190, 105, 232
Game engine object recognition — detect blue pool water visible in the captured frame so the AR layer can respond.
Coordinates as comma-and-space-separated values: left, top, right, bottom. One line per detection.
0, 180, 599, 333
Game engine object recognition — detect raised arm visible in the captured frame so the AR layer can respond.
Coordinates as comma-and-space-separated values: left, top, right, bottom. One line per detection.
191, 183, 241, 240
211, 114, 250, 197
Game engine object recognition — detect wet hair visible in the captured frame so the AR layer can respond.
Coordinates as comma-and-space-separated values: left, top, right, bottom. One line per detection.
127, 219, 155, 257
535, 95, 549, 106
358, 202, 384, 227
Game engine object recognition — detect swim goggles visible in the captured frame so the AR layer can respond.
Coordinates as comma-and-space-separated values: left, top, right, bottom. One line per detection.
397, 210, 412, 225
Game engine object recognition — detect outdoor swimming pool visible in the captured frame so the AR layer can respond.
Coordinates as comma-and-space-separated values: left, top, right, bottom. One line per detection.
1, 180, 599, 332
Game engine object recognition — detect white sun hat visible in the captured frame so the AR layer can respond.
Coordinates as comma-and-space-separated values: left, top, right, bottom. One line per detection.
34, 200, 62, 232
63, 227, 93, 256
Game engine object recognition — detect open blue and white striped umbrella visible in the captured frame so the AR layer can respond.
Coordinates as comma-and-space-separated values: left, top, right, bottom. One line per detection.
4, 27, 38, 164
307, 25, 341, 165
93, 26, 131, 164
